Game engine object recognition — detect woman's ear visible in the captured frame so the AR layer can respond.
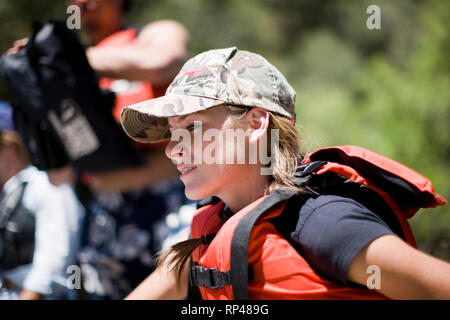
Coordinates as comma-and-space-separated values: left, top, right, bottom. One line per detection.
248, 108, 269, 143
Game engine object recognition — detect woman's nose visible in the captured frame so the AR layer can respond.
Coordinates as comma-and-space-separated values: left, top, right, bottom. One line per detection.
165, 139, 184, 165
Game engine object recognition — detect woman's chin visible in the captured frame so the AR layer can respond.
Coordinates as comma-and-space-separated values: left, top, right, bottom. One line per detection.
184, 185, 213, 201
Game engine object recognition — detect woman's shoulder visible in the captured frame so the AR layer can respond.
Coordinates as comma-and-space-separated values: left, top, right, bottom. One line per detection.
294, 193, 391, 235
301, 194, 369, 212
291, 194, 395, 284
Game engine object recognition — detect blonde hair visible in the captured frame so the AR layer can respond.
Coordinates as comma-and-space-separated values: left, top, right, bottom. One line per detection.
226, 104, 303, 194
156, 105, 304, 286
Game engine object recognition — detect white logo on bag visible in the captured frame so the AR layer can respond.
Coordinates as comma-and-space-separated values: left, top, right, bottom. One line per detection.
47, 98, 100, 160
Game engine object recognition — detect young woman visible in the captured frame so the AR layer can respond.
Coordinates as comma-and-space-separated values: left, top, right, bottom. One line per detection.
120, 47, 450, 300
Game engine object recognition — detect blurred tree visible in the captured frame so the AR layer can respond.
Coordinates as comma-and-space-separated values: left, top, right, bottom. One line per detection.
293, 0, 449, 259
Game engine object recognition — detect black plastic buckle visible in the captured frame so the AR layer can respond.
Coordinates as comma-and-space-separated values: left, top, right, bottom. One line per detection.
189, 265, 231, 289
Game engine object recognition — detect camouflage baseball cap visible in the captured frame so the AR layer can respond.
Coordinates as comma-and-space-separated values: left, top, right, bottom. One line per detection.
120, 47, 296, 143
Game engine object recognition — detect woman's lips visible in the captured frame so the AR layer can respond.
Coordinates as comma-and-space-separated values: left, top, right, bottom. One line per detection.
178, 165, 197, 178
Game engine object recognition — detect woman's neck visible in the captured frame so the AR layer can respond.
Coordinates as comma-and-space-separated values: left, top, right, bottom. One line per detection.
219, 165, 269, 213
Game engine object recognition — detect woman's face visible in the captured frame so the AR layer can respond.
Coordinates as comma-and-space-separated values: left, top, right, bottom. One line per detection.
165, 105, 254, 201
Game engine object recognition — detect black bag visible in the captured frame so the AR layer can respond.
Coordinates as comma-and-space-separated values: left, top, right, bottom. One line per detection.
0, 182, 35, 271
0, 20, 143, 173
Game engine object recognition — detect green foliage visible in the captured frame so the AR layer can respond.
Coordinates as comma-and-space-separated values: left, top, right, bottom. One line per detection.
290, 0, 450, 259
129, 0, 281, 54
0, 0, 448, 258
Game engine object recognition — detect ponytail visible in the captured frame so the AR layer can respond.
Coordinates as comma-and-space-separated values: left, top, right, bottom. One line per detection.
156, 238, 203, 287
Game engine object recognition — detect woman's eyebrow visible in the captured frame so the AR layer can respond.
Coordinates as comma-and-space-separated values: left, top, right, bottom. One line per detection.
168, 114, 198, 129
176, 114, 190, 123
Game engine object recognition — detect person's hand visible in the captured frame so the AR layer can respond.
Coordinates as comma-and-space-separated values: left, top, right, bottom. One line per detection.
7, 38, 28, 54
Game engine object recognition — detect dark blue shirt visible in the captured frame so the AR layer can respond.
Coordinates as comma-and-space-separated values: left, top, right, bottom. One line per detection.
290, 195, 395, 285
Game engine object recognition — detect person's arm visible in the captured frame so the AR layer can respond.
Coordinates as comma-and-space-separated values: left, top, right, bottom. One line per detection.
86, 20, 189, 86
86, 148, 178, 193
18, 288, 44, 300
0, 278, 44, 300
125, 257, 188, 300
348, 234, 450, 299
47, 148, 178, 193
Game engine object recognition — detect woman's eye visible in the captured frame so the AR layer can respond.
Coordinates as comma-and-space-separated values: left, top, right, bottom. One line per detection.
186, 122, 201, 131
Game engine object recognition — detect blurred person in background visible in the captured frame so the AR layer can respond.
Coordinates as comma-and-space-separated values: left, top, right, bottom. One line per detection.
47, 0, 189, 192
48, 0, 191, 299
7, 0, 191, 299
0, 102, 84, 300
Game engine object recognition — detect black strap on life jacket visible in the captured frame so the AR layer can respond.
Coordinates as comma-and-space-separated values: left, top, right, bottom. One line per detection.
230, 188, 297, 300
189, 264, 232, 289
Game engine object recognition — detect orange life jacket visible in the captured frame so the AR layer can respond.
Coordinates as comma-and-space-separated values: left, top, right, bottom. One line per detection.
96, 28, 168, 149
189, 145, 446, 300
